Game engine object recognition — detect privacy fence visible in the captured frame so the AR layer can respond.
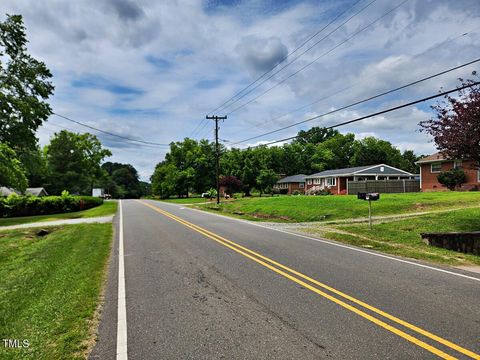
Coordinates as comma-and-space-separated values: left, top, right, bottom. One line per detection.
347, 179, 420, 195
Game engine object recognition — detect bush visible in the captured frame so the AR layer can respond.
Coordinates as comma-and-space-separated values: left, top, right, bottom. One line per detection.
437, 168, 466, 190
292, 190, 301, 196
0, 195, 103, 218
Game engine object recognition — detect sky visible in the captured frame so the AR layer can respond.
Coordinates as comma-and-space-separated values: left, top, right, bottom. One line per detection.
2, 0, 480, 180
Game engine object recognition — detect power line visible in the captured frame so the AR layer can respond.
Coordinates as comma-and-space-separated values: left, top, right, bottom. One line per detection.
246, 81, 480, 148
211, 0, 368, 114
52, 113, 171, 147
231, 26, 479, 141
226, 0, 409, 116
230, 58, 480, 145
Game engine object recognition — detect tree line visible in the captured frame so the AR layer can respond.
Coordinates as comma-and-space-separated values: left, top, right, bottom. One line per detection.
151, 127, 422, 198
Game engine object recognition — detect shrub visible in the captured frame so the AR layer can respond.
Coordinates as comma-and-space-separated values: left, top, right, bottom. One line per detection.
0, 195, 103, 218
437, 168, 466, 190
292, 190, 301, 196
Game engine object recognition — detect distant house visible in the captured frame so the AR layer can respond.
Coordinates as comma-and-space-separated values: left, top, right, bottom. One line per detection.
25, 187, 48, 197
274, 174, 306, 194
0, 187, 48, 197
416, 152, 480, 191
0, 187, 17, 197
305, 164, 415, 195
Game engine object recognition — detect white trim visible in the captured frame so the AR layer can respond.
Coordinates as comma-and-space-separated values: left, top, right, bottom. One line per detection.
117, 200, 128, 360
326, 177, 336, 186
477, 170, 480, 183
354, 163, 413, 176
160, 201, 480, 283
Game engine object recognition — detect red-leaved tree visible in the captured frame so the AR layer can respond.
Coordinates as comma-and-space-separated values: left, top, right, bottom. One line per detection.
419, 75, 480, 168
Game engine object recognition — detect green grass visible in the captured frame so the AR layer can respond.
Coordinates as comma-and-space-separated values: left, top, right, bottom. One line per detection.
158, 197, 213, 204
0, 201, 118, 227
0, 223, 113, 359
306, 207, 480, 266
198, 192, 480, 222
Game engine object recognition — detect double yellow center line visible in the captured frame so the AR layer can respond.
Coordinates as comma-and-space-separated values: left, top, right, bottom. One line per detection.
139, 200, 479, 360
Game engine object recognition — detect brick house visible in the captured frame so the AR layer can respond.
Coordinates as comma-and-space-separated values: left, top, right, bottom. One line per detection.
305, 164, 415, 195
274, 174, 306, 194
416, 152, 480, 191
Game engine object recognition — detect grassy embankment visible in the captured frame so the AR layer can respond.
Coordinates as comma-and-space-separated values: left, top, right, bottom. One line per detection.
197, 192, 480, 266
198, 192, 480, 222
0, 201, 118, 227
309, 207, 480, 266
0, 223, 113, 359
156, 197, 213, 204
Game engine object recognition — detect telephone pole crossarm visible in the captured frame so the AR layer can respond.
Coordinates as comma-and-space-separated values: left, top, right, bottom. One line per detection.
206, 115, 227, 205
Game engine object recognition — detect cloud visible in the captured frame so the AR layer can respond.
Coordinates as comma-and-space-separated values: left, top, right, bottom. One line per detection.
104, 0, 145, 21
236, 36, 288, 75
2, 0, 479, 180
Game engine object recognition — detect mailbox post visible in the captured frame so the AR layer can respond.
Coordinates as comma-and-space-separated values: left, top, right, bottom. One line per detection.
357, 192, 380, 229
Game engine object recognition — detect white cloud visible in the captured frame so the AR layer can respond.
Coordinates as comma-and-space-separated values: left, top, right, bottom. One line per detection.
2, 0, 480, 180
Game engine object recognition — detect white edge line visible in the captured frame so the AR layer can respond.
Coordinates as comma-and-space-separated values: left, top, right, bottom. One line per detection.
116, 200, 128, 359
153, 200, 480, 283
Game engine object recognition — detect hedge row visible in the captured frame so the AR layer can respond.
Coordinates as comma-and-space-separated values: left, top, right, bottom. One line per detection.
0, 195, 103, 218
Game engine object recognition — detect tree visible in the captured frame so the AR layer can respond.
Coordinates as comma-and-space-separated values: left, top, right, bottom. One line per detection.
0, 15, 54, 153
0, 143, 27, 192
256, 169, 279, 195
400, 150, 421, 174
437, 168, 466, 190
350, 137, 404, 168
420, 77, 480, 168
293, 127, 339, 145
102, 162, 142, 198
45, 130, 111, 195
219, 175, 243, 196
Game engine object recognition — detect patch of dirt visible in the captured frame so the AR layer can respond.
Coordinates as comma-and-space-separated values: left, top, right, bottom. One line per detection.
414, 203, 426, 210
251, 212, 292, 221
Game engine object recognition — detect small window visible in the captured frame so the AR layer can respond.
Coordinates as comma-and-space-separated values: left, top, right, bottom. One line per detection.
431, 163, 442, 173
326, 177, 336, 186
380, 166, 385, 172
314, 178, 321, 184
454, 160, 462, 169
299, 183, 304, 188
307, 179, 312, 185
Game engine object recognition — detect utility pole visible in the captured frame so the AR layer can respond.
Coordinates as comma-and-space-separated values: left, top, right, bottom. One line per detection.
206, 115, 227, 205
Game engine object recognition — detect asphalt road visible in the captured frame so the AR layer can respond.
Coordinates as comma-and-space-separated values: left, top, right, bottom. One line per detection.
90, 199, 480, 360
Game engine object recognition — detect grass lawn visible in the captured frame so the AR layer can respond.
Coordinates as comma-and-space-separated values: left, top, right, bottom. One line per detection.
304, 207, 480, 266
198, 192, 480, 222
0, 200, 118, 227
0, 223, 113, 359
158, 197, 213, 204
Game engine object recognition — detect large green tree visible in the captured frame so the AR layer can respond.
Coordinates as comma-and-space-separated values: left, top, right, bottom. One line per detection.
0, 143, 27, 192
45, 130, 111, 195
0, 14, 54, 153
102, 162, 143, 198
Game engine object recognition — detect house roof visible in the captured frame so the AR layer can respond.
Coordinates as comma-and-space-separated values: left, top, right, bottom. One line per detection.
277, 174, 307, 183
306, 164, 413, 178
415, 152, 451, 164
26, 187, 48, 196
0, 187, 18, 197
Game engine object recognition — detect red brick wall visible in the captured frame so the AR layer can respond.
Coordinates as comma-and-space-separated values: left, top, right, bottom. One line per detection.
288, 182, 305, 194
420, 160, 479, 191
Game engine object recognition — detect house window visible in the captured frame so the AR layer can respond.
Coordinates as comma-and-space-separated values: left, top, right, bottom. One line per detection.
380, 166, 385, 172
326, 177, 336, 186
454, 160, 462, 169
478, 170, 480, 183
307, 179, 312, 185
313, 178, 321, 185
431, 163, 442, 173
299, 183, 304, 188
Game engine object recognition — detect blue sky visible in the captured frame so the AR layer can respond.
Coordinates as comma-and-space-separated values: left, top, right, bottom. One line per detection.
2, 0, 480, 180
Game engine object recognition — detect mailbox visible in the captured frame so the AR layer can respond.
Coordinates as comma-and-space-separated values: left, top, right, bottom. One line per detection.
357, 192, 380, 201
